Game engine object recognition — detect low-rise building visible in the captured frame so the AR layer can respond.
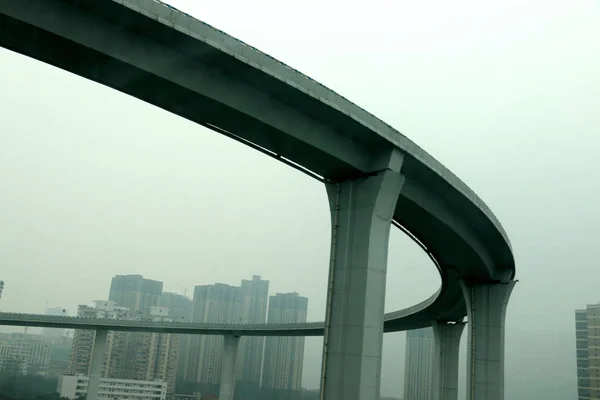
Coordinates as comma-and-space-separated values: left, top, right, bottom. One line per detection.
58, 375, 167, 400
0, 333, 52, 375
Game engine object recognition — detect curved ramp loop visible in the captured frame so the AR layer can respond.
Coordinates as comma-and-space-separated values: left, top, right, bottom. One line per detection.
0, 1, 516, 399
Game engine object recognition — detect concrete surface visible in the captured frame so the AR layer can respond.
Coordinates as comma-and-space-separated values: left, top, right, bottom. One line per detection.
87, 329, 108, 400
432, 321, 466, 400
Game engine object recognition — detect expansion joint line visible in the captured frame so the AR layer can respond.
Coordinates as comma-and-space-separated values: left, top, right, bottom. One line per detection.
440, 327, 446, 397
320, 182, 341, 400
470, 286, 476, 400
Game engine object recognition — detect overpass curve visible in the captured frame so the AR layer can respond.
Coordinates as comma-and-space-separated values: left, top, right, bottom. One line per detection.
0, 0, 515, 332
0, 293, 439, 336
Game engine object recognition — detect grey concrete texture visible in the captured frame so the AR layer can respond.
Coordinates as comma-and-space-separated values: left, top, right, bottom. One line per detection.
321, 152, 404, 400
219, 335, 240, 400
87, 329, 108, 400
461, 281, 516, 400
432, 321, 466, 400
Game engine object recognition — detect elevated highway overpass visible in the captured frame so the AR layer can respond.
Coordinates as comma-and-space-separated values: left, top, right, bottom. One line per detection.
0, 1, 516, 399
0, 312, 325, 336
0, 301, 451, 336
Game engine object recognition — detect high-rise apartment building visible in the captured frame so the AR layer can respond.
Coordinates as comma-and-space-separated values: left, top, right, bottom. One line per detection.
183, 277, 270, 389
575, 303, 600, 400
159, 292, 192, 383
185, 283, 244, 386
238, 276, 269, 389
0, 280, 4, 299
109, 274, 163, 316
68, 302, 179, 397
43, 307, 68, 338
68, 301, 130, 378
261, 292, 308, 391
125, 307, 179, 398
404, 328, 435, 400
69, 306, 96, 376
160, 292, 192, 321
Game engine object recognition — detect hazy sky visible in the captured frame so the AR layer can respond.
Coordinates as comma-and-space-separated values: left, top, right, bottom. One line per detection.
1, 0, 599, 399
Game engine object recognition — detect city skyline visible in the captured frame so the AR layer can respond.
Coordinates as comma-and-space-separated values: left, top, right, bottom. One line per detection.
0, 273, 308, 319
68, 273, 310, 395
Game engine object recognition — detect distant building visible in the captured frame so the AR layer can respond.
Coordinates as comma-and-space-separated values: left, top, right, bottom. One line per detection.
68, 301, 179, 397
238, 276, 269, 390
0, 333, 52, 375
126, 307, 180, 398
185, 283, 244, 385
404, 328, 434, 400
43, 307, 68, 338
261, 292, 308, 391
47, 336, 73, 377
68, 301, 130, 378
160, 292, 192, 321
575, 303, 600, 400
184, 276, 270, 390
58, 375, 167, 400
0, 280, 4, 299
160, 292, 192, 383
109, 274, 163, 316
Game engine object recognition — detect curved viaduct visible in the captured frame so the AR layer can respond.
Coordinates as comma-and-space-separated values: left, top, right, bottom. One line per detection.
0, 1, 516, 400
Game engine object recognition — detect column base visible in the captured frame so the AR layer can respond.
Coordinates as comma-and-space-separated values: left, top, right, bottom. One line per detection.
461, 281, 516, 400
219, 334, 240, 400
432, 321, 465, 400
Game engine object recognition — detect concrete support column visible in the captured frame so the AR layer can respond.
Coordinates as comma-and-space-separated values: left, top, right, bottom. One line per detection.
431, 321, 466, 400
320, 150, 405, 400
460, 281, 516, 400
219, 334, 240, 400
87, 329, 108, 400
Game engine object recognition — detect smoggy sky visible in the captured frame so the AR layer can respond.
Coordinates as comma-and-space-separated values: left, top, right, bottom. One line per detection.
0, 0, 598, 399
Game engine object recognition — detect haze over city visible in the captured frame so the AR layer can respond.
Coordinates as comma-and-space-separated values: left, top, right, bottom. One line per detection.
0, 0, 599, 399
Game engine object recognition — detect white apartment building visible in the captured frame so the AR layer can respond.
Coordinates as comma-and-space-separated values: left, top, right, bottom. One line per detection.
58, 375, 167, 400
404, 328, 435, 400
0, 333, 52, 375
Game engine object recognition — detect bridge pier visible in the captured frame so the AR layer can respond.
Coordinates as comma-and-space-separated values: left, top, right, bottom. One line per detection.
87, 329, 108, 400
461, 281, 516, 400
219, 334, 240, 400
431, 321, 465, 400
320, 150, 404, 400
